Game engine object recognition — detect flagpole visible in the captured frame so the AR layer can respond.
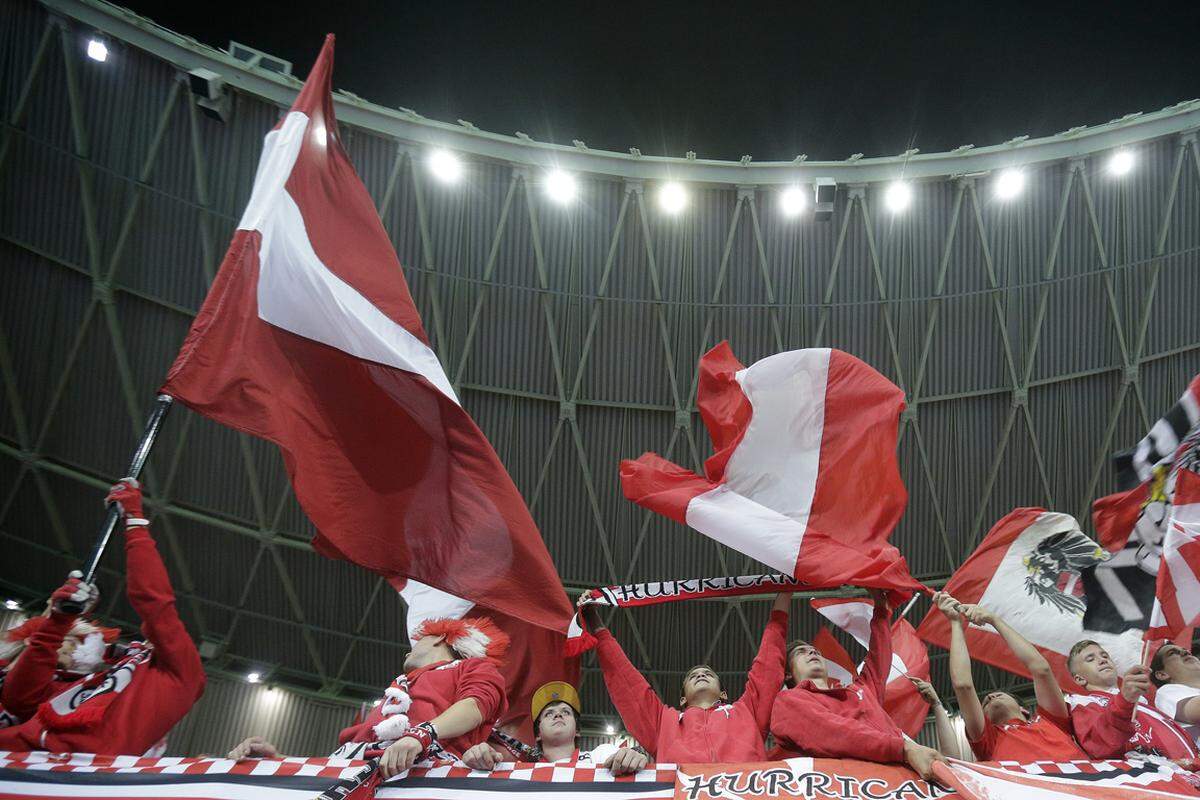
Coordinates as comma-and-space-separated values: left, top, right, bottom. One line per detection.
61, 394, 174, 612
898, 593, 920, 620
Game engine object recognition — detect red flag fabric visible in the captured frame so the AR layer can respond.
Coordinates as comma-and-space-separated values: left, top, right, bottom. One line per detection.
811, 598, 930, 736
619, 342, 922, 598
394, 579, 579, 742
812, 627, 857, 687
916, 508, 1142, 688
159, 37, 571, 632
1147, 467, 1200, 639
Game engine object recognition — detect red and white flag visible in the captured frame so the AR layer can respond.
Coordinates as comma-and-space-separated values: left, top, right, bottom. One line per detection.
916, 508, 1142, 687
811, 598, 930, 736
395, 579, 579, 741
812, 627, 857, 687
1147, 464, 1200, 639
620, 342, 922, 597
160, 37, 572, 632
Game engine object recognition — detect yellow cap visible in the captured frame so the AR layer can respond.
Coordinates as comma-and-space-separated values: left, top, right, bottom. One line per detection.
531, 681, 581, 723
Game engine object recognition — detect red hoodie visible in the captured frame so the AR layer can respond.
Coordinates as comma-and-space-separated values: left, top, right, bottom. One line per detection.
336, 658, 506, 758
769, 602, 904, 763
594, 609, 787, 763
0, 526, 206, 755
1069, 688, 1199, 760
0, 616, 80, 724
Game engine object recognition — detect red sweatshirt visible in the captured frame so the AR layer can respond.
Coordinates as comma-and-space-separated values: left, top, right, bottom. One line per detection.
594, 609, 787, 763
0, 616, 78, 723
769, 603, 904, 763
1069, 688, 1199, 760
0, 527, 205, 755
337, 658, 506, 758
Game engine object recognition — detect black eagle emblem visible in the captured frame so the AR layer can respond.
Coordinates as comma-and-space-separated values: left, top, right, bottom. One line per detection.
1022, 530, 1110, 616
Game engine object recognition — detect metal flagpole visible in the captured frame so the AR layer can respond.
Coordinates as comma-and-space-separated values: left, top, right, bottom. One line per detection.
60, 394, 175, 612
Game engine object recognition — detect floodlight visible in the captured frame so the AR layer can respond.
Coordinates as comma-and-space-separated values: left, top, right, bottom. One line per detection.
4, 599, 19, 611
1108, 150, 1135, 176
247, 671, 262, 684
86, 38, 108, 62
779, 186, 807, 217
544, 169, 577, 204
605, 724, 616, 735
884, 181, 913, 213
428, 150, 463, 184
658, 182, 687, 215
994, 169, 1025, 200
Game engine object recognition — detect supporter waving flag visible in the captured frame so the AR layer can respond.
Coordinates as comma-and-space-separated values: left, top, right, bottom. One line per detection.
160, 37, 572, 633
620, 343, 923, 598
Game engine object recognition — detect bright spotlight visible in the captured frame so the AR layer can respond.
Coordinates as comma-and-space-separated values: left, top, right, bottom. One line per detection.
544, 169, 577, 204
605, 723, 616, 735
884, 181, 913, 213
86, 38, 108, 63
1108, 150, 1135, 177
4, 599, 19, 611
658, 182, 687, 215
994, 169, 1025, 200
427, 150, 463, 184
246, 671, 262, 684
372, 699, 383, 707
779, 186, 806, 217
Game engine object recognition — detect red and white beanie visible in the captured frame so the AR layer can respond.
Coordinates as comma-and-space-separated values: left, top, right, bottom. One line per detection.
412, 617, 510, 664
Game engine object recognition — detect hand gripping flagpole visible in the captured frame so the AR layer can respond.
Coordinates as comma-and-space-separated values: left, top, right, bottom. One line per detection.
61, 394, 174, 612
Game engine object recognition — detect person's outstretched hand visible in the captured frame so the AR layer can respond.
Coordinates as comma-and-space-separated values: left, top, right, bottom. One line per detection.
227, 736, 279, 760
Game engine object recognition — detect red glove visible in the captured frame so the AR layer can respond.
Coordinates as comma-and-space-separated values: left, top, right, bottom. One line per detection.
105, 478, 145, 522
50, 570, 99, 619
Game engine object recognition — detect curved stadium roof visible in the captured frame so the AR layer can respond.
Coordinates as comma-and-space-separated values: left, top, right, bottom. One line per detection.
1, 0, 1199, 751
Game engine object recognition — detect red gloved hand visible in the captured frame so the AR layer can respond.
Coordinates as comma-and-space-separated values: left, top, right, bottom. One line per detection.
105, 478, 145, 521
50, 570, 99, 618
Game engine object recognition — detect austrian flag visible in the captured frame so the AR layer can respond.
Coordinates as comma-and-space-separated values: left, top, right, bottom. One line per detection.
160, 37, 571, 632
620, 343, 922, 596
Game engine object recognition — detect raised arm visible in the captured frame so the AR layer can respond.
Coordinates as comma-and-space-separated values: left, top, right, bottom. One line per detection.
107, 480, 204, 686
907, 676, 962, 760
738, 592, 790, 731
964, 604, 1067, 719
580, 596, 666, 757
936, 592, 985, 740
859, 589, 894, 699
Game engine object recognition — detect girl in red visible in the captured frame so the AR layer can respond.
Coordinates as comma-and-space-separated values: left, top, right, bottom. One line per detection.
579, 591, 790, 763
936, 592, 1087, 762
0, 480, 206, 755
769, 589, 944, 780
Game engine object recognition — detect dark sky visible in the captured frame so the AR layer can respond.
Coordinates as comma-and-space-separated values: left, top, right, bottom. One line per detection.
127, 1, 1200, 162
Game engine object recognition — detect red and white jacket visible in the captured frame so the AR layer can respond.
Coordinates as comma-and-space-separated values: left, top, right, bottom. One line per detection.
0, 526, 205, 755
336, 658, 506, 758
769, 603, 904, 763
594, 609, 787, 762
1069, 687, 1199, 761
0, 617, 81, 725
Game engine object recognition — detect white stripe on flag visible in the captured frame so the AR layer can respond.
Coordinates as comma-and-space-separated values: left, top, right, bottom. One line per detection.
240, 111, 458, 403
684, 485, 808, 575
1165, 502, 1200, 624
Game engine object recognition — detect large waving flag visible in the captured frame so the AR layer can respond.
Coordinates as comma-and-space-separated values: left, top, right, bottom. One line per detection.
811, 597, 931, 736
160, 37, 572, 632
620, 343, 922, 596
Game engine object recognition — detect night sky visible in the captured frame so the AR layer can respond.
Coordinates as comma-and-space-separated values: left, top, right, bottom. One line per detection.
125, 1, 1200, 162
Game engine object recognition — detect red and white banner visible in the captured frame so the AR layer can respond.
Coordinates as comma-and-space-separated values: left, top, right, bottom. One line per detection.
810, 598, 931, 736
620, 343, 922, 598
1148, 465, 1200, 640
915, 508, 1141, 687
159, 37, 571, 633
936, 757, 1200, 799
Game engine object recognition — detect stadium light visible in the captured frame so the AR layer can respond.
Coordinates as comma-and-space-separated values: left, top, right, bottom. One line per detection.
605, 723, 616, 735
427, 150, 463, 184
544, 169, 577, 204
779, 186, 807, 217
4, 599, 19, 611
86, 38, 108, 62
994, 169, 1025, 200
658, 182, 687, 215
246, 671, 262, 684
884, 181, 913, 213
1108, 150, 1135, 177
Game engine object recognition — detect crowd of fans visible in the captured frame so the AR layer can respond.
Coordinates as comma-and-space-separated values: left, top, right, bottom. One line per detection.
3, 479, 1200, 781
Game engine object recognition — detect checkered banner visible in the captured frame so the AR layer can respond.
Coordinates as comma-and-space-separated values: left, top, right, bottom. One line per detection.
936, 757, 1200, 799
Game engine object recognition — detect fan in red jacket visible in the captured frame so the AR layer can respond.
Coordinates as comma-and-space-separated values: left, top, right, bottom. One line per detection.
0, 480, 206, 755
1066, 639, 1199, 762
769, 589, 943, 780
578, 591, 790, 763
228, 616, 508, 779
0, 574, 111, 727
